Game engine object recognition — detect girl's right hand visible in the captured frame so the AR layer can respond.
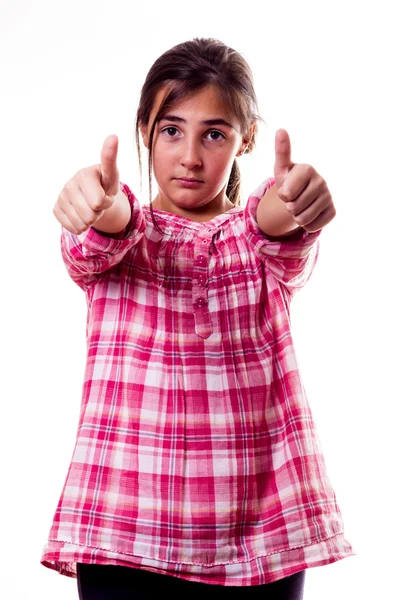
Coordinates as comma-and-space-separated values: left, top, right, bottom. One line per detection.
53, 135, 120, 234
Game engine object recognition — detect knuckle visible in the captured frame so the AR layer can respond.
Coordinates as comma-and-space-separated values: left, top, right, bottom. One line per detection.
90, 197, 104, 211
64, 181, 75, 196
278, 188, 289, 201
65, 175, 76, 188
76, 167, 87, 180
305, 164, 315, 178
57, 191, 66, 206
295, 214, 306, 227
285, 201, 294, 213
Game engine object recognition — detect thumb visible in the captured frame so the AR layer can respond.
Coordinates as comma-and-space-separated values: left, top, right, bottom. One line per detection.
274, 128, 294, 191
100, 134, 120, 197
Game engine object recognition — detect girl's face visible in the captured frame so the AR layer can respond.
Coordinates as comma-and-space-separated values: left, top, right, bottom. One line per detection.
142, 85, 249, 221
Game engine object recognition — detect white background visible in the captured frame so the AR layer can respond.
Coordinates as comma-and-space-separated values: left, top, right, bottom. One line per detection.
1, 0, 399, 598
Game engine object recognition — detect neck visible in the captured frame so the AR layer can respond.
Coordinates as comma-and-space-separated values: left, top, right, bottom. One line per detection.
152, 194, 236, 222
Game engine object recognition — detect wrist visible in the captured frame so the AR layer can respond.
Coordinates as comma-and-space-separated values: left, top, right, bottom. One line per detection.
92, 187, 131, 234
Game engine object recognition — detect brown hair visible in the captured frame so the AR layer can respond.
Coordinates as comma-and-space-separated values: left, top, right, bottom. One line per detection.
135, 37, 262, 230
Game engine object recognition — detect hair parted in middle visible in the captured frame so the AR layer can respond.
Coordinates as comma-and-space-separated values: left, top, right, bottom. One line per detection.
135, 37, 263, 230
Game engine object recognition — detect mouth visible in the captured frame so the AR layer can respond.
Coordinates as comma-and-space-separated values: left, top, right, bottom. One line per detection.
174, 177, 204, 189
175, 177, 204, 183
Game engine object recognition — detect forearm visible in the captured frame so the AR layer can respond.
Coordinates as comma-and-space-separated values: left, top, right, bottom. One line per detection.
256, 183, 302, 238
92, 187, 132, 234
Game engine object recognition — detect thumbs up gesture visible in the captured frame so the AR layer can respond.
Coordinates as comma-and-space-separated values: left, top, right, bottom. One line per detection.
53, 135, 121, 234
274, 129, 336, 232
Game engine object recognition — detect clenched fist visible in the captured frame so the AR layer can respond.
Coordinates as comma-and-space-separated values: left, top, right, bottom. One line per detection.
53, 135, 121, 234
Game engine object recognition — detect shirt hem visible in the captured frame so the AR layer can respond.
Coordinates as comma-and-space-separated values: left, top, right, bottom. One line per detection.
40, 532, 355, 586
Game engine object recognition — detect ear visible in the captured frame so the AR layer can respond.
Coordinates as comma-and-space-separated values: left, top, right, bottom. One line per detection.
140, 124, 149, 149
236, 124, 256, 157
236, 144, 248, 157
236, 137, 250, 157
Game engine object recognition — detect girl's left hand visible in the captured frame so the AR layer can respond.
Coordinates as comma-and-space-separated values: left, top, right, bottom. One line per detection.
274, 129, 336, 233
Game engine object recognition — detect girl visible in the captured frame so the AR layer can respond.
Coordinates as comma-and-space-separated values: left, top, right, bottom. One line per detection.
41, 38, 354, 599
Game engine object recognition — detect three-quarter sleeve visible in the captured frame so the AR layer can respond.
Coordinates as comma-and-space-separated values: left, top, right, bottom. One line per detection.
60, 182, 145, 292
245, 177, 322, 296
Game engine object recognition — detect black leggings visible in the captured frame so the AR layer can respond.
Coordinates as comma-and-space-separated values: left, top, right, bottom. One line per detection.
77, 563, 305, 599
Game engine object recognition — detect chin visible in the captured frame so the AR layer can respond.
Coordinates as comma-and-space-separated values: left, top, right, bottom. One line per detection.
173, 193, 209, 207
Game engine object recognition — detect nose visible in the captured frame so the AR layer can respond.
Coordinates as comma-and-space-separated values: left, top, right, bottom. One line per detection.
180, 138, 202, 170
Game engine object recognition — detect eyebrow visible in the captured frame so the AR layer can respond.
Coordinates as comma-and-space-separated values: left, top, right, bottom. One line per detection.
159, 114, 234, 129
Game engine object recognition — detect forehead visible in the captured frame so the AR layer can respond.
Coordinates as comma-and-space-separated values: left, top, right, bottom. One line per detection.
153, 84, 237, 125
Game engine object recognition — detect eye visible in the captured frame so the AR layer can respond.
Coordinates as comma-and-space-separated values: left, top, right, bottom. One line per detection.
206, 130, 225, 142
161, 126, 180, 137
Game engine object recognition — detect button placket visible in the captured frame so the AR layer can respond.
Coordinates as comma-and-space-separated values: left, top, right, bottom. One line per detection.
192, 231, 213, 338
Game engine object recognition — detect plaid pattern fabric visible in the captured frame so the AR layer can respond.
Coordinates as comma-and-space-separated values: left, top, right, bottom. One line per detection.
41, 177, 354, 586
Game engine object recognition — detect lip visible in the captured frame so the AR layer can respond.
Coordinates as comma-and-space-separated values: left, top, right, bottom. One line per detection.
175, 178, 204, 188
177, 177, 203, 182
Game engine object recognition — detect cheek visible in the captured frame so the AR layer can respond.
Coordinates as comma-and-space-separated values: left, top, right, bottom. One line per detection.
152, 145, 171, 177
209, 152, 235, 179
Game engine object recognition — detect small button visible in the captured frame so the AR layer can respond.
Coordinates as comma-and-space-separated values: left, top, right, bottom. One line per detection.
197, 275, 205, 286
196, 254, 206, 264
195, 297, 206, 307
202, 239, 208, 244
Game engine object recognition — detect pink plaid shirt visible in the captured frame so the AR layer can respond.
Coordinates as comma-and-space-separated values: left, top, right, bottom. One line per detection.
41, 177, 354, 586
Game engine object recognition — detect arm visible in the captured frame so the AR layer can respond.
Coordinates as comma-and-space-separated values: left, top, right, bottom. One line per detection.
61, 182, 145, 292
245, 179, 321, 297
